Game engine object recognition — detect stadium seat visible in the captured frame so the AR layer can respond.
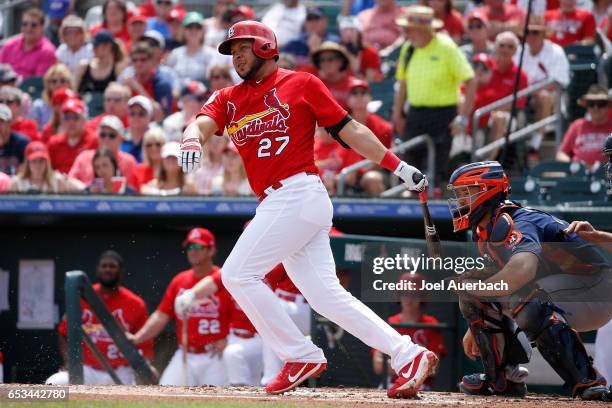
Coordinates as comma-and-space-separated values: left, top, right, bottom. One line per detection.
509, 176, 542, 203
548, 179, 607, 202
83, 92, 105, 118
529, 160, 586, 181
19, 76, 44, 100
564, 44, 599, 122
369, 77, 395, 119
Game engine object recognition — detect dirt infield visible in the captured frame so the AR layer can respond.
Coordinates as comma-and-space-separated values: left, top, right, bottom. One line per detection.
2, 384, 607, 408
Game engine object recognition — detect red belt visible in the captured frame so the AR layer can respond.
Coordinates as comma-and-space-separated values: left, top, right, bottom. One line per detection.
186, 343, 216, 354
231, 328, 256, 339
276, 290, 306, 304
258, 172, 320, 202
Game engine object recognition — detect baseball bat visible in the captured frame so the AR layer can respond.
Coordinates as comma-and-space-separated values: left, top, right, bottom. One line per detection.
181, 311, 188, 386
412, 173, 442, 259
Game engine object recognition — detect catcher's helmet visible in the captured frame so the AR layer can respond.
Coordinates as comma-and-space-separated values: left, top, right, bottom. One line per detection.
447, 161, 510, 232
218, 21, 279, 60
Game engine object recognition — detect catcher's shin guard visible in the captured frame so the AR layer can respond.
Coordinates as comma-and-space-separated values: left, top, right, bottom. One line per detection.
514, 291, 606, 399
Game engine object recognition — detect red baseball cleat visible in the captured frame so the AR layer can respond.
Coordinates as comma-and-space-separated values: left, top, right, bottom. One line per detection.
387, 350, 439, 398
265, 361, 327, 394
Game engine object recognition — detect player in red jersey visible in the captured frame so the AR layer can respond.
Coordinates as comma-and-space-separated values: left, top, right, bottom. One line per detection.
179, 20, 435, 398
46, 251, 153, 385
128, 228, 232, 386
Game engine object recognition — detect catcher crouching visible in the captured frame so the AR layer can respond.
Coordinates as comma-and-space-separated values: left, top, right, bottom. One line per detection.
447, 161, 612, 400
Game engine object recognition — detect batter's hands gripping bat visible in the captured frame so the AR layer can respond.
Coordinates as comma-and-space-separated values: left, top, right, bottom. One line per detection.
412, 173, 442, 259
181, 310, 188, 386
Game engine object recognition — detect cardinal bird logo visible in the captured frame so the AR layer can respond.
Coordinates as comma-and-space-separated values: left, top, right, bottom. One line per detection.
226, 88, 290, 146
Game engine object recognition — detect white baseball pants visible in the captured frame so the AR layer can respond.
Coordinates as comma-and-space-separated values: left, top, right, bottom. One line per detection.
261, 295, 311, 385
222, 173, 425, 373
223, 332, 263, 385
159, 349, 228, 386
45, 365, 135, 385
595, 319, 612, 383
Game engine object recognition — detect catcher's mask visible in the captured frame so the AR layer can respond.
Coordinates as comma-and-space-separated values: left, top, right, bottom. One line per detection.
447, 161, 510, 232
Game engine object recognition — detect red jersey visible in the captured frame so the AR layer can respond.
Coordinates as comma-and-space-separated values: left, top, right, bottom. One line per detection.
359, 47, 382, 80
441, 10, 465, 39
339, 113, 392, 170
388, 313, 447, 356
559, 118, 612, 166
12, 119, 39, 142
198, 68, 348, 196
157, 268, 232, 350
47, 129, 98, 173
265, 263, 301, 296
321, 73, 357, 110
210, 270, 257, 335
57, 284, 153, 370
545, 8, 596, 47
128, 163, 154, 192
473, 4, 526, 24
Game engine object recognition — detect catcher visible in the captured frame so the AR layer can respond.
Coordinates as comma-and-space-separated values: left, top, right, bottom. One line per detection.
447, 161, 612, 400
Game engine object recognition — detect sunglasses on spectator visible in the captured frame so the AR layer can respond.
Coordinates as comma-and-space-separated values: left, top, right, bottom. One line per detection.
129, 110, 148, 117
468, 23, 484, 30
21, 21, 40, 28
307, 15, 322, 21
131, 57, 150, 63
527, 30, 544, 35
586, 100, 608, 108
0, 99, 18, 105
105, 96, 125, 103
49, 78, 69, 85
497, 42, 516, 49
62, 113, 81, 121
186, 243, 207, 250
210, 74, 231, 80
156, 0, 173, 5
350, 89, 369, 96
185, 24, 203, 30
145, 142, 162, 148
100, 131, 118, 139
473, 62, 489, 72
319, 56, 339, 63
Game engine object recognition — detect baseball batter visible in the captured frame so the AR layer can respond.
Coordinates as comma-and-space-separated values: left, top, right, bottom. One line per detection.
128, 228, 232, 386
46, 251, 153, 385
178, 20, 436, 398
447, 161, 612, 400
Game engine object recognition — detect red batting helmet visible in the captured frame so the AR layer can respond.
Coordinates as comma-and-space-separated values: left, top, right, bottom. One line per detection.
218, 21, 279, 60
447, 161, 510, 232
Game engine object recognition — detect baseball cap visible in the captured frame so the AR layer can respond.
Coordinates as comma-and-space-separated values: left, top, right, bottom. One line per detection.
128, 95, 153, 116
92, 30, 115, 47
349, 78, 370, 92
183, 227, 216, 248
128, 14, 147, 25
61, 15, 86, 31
25, 141, 50, 161
466, 10, 489, 25
233, 5, 255, 20
0, 104, 12, 122
169, 9, 186, 22
0, 64, 17, 83
143, 30, 166, 49
61, 97, 85, 115
161, 141, 181, 159
46, 0, 70, 19
306, 6, 325, 19
99, 115, 125, 136
51, 87, 75, 106
338, 16, 362, 32
472, 53, 495, 70
182, 11, 204, 27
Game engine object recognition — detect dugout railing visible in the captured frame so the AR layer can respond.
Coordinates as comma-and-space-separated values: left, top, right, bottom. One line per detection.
64, 270, 156, 385
336, 134, 436, 196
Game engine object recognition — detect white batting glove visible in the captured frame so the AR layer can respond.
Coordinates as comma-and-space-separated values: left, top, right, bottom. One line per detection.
394, 161, 428, 191
180, 137, 202, 173
175, 289, 195, 317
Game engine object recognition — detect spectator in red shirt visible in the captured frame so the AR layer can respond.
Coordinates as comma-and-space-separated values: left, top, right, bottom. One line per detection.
0, 87, 39, 142
47, 98, 98, 173
129, 127, 166, 192
472, 0, 527, 40
557, 85, 612, 168
460, 10, 495, 61
0, 8, 57, 80
425, 0, 465, 43
314, 126, 344, 193
87, 82, 131, 134
372, 273, 446, 389
69, 115, 136, 184
311, 41, 357, 109
338, 16, 382, 81
89, 0, 131, 49
545, 0, 596, 46
41, 87, 75, 144
340, 79, 392, 196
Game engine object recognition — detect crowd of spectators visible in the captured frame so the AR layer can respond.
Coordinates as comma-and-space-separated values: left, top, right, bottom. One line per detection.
0, 0, 610, 198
